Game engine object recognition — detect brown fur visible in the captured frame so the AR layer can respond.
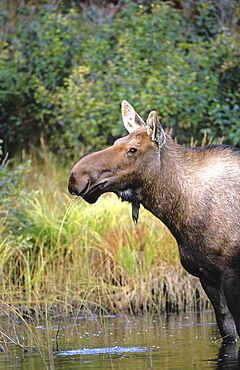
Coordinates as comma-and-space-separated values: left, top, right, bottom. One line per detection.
68, 101, 240, 342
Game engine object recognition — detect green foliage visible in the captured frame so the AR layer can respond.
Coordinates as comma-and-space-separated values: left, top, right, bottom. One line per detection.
0, 158, 35, 291
0, 1, 240, 158
0, 159, 34, 236
53, 2, 240, 149
0, 7, 85, 155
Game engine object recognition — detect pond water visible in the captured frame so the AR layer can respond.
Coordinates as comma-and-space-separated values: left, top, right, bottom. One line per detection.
1, 310, 240, 369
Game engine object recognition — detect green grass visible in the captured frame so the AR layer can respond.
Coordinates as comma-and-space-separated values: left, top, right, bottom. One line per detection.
0, 158, 211, 319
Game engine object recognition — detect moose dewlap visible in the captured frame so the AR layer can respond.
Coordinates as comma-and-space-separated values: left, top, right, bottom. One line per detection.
68, 100, 240, 343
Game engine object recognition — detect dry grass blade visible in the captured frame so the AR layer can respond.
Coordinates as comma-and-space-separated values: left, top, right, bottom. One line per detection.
0, 329, 30, 352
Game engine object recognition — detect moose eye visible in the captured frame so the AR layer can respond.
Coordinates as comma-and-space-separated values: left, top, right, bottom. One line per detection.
128, 148, 137, 154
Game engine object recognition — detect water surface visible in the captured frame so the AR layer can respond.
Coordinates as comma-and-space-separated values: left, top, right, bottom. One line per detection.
1, 311, 239, 369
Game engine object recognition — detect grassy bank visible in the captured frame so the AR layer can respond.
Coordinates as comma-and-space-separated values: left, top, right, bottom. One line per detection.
0, 157, 210, 320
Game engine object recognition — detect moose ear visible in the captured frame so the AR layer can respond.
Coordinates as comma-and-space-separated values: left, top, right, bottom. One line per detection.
121, 100, 146, 133
146, 111, 166, 148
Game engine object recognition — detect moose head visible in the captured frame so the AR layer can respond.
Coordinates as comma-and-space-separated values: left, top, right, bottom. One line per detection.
68, 100, 166, 221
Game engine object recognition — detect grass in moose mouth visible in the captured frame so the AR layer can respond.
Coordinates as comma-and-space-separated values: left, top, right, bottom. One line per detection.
0, 160, 210, 324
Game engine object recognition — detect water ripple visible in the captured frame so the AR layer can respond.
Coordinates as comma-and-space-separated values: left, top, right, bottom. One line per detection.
57, 346, 153, 356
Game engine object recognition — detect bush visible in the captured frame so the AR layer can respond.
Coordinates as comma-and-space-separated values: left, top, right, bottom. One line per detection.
0, 7, 85, 156
51, 3, 240, 150
0, 1, 239, 158
0, 158, 33, 236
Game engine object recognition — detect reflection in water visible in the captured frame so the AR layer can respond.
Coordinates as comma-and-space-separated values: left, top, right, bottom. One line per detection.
0, 311, 239, 369
217, 342, 240, 369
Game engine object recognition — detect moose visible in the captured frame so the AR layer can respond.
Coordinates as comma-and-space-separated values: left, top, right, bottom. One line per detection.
68, 100, 240, 342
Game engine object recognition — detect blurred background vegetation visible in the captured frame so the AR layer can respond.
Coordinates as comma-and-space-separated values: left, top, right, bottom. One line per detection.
1, 0, 240, 160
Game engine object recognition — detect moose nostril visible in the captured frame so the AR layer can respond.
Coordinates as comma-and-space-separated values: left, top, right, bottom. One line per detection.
68, 186, 77, 196
68, 173, 77, 195
68, 173, 90, 196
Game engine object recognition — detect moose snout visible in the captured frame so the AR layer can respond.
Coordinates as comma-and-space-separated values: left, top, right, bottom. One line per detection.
68, 172, 89, 196
68, 172, 78, 195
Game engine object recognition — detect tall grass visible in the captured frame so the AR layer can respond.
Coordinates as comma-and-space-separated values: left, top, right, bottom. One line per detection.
0, 156, 211, 320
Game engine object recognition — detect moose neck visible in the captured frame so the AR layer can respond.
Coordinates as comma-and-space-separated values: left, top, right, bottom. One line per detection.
138, 136, 200, 240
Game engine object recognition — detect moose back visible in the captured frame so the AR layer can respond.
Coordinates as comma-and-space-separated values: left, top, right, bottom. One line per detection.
68, 100, 240, 342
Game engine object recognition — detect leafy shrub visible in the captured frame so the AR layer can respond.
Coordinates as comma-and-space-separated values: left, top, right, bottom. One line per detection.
0, 158, 33, 236
0, 1, 239, 158
50, 3, 240, 150
0, 7, 85, 155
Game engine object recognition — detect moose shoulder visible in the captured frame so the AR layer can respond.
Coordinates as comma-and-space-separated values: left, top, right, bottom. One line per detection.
68, 100, 240, 342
